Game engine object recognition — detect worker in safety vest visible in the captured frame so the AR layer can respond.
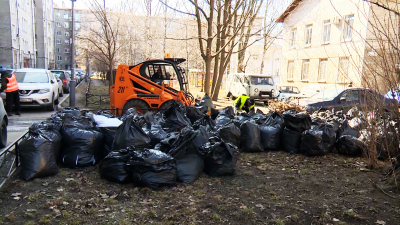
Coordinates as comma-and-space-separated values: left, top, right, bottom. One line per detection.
0, 67, 20, 116
234, 94, 255, 113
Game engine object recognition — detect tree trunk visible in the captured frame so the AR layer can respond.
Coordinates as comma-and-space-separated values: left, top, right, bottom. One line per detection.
211, 2, 222, 95
212, 1, 230, 101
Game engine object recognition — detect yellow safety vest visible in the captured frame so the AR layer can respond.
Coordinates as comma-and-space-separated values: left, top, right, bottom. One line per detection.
234, 95, 254, 111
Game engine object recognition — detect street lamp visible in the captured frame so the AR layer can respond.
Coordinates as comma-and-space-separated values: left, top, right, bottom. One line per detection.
69, 0, 77, 107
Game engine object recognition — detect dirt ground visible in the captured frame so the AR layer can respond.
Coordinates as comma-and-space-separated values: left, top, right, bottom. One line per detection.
0, 152, 399, 225
0, 80, 399, 224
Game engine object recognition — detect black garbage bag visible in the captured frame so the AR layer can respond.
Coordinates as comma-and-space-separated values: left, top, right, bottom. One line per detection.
60, 107, 81, 117
193, 115, 216, 131
168, 128, 204, 183
19, 127, 59, 181
240, 121, 263, 152
265, 111, 285, 128
126, 149, 177, 189
148, 123, 168, 147
210, 108, 220, 120
237, 113, 252, 124
193, 126, 210, 149
46, 114, 63, 132
63, 116, 95, 130
282, 111, 311, 132
32, 122, 62, 163
199, 93, 214, 111
112, 115, 151, 151
259, 123, 282, 151
100, 127, 118, 157
186, 106, 206, 124
338, 120, 360, 138
217, 123, 241, 148
61, 122, 104, 168
156, 132, 179, 153
163, 103, 192, 132
249, 111, 267, 125
199, 139, 238, 176
336, 135, 366, 156
282, 127, 302, 154
215, 107, 235, 126
99, 148, 134, 183
300, 129, 327, 156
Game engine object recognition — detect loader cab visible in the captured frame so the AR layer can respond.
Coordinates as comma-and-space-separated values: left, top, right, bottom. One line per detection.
137, 58, 188, 93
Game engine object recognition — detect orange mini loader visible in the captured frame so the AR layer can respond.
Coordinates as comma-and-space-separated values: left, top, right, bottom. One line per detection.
110, 58, 194, 116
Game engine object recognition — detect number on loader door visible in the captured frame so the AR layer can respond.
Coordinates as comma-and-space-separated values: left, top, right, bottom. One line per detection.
117, 86, 126, 93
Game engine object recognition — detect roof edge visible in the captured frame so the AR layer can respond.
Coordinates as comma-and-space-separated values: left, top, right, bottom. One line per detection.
276, 0, 302, 23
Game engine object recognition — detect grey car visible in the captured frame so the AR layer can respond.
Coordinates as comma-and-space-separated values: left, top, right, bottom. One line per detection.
51, 70, 71, 93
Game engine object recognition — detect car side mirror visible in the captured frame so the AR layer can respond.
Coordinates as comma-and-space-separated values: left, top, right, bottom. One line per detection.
340, 96, 346, 101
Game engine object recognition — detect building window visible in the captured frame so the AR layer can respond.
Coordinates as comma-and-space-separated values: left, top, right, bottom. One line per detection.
64, 22, 69, 28
75, 23, 81, 30
56, 22, 61, 27
322, 20, 331, 44
56, 31, 62, 36
318, 59, 328, 81
75, 14, 81, 21
66, 56, 70, 61
301, 59, 310, 81
57, 48, 61, 53
57, 56, 62, 61
56, 12, 60, 18
65, 40, 69, 45
287, 61, 294, 81
290, 28, 296, 49
338, 57, 350, 83
64, 14, 68, 19
56, 39, 61, 44
65, 32, 70, 36
305, 25, 312, 46
343, 15, 354, 41
65, 48, 70, 53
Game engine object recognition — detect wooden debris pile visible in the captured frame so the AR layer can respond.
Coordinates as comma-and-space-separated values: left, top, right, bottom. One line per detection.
267, 100, 308, 114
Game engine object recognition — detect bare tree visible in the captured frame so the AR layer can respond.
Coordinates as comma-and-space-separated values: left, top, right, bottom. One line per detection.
78, 0, 122, 86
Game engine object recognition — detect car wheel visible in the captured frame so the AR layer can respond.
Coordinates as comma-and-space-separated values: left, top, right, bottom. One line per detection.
47, 96, 55, 111
0, 118, 7, 148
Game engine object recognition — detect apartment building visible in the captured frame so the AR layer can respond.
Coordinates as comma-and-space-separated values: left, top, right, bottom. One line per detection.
277, 0, 382, 90
0, 0, 36, 69
53, 7, 82, 70
35, 0, 55, 69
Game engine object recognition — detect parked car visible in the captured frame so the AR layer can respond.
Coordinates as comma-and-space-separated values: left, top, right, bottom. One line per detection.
226, 73, 276, 99
276, 84, 301, 101
0, 97, 8, 148
51, 70, 71, 93
66, 70, 79, 85
2, 68, 60, 111
298, 87, 398, 113
300, 84, 323, 98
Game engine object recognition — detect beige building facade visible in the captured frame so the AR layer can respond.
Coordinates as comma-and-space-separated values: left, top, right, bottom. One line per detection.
277, 0, 374, 90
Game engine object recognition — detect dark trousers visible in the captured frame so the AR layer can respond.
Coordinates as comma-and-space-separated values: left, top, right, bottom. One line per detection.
6, 90, 20, 113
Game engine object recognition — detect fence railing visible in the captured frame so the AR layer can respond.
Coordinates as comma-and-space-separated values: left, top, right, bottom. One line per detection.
0, 131, 29, 188
85, 80, 110, 107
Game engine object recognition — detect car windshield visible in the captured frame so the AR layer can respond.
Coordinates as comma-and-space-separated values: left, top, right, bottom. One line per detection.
249, 77, 273, 85
14, 72, 49, 83
278, 86, 299, 93
51, 71, 64, 77
312, 89, 344, 101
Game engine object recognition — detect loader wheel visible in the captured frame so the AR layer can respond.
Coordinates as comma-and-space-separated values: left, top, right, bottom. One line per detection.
159, 100, 183, 113
123, 99, 150, 115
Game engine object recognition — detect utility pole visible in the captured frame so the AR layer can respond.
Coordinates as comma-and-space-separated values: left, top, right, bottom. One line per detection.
69, 0, 76, 107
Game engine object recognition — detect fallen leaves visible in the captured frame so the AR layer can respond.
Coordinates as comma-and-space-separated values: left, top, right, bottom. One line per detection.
11, 192, 21, 200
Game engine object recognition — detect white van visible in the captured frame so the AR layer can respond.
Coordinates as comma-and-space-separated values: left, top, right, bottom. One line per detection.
226, 73, 276, 99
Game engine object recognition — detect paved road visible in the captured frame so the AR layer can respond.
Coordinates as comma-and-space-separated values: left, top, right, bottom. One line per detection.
1, 81, 84, 150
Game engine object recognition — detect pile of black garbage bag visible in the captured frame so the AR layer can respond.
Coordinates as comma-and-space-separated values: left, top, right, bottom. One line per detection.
18, 102, 398, 187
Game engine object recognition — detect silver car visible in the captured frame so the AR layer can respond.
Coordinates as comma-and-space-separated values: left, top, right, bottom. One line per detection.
6, 68, 60, 111
0, 97, 7, 148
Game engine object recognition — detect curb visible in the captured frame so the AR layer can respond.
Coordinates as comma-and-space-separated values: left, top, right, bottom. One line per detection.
58, 80, 85, 106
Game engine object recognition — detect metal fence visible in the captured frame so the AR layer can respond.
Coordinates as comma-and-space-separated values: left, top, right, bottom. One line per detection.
85, 79, 110, 107
0, 131, 29, 188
